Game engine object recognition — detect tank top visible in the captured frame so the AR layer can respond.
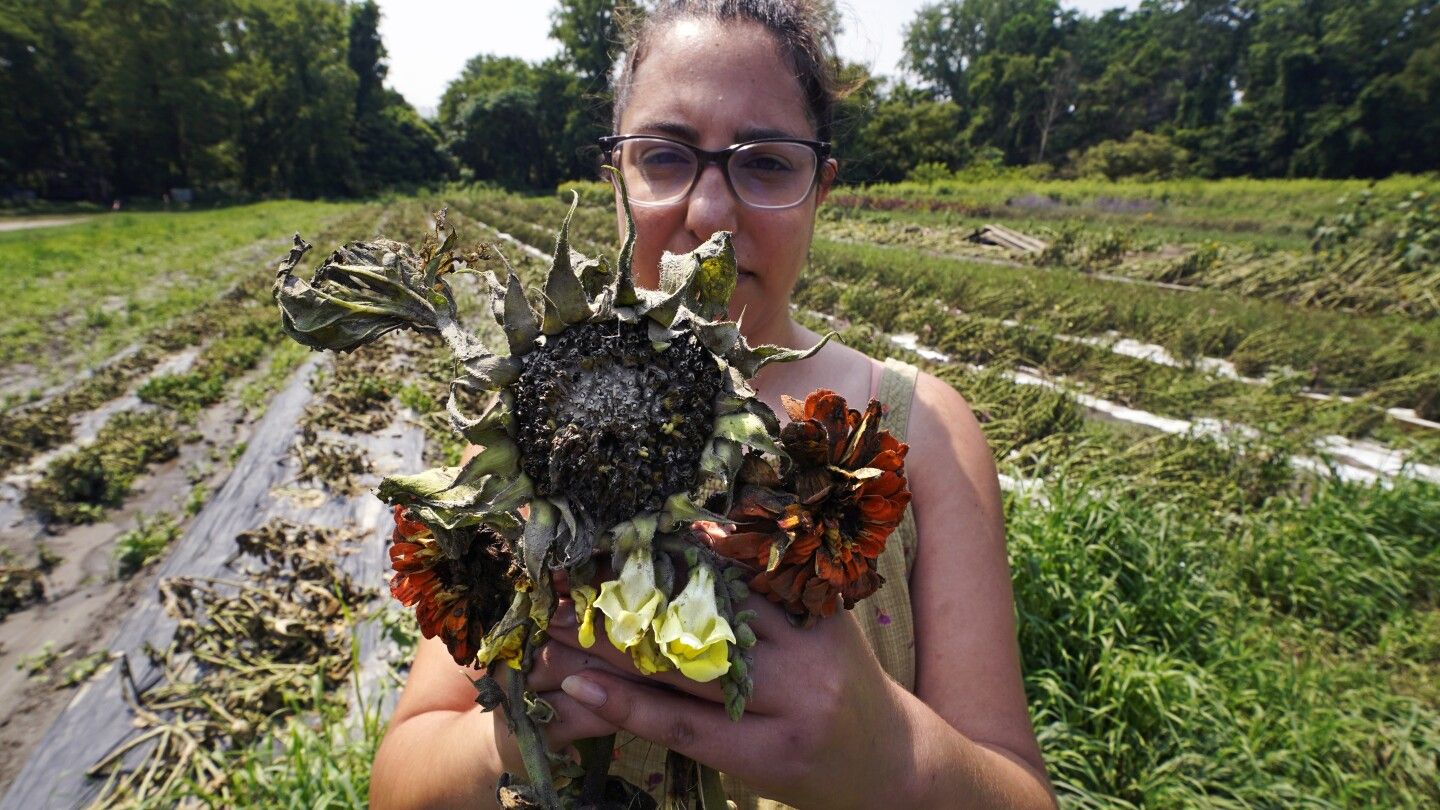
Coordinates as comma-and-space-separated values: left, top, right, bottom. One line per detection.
611, 358, 922, 808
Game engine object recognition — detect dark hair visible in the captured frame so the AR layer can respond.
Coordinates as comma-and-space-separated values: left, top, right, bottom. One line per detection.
612, 0, 846, 143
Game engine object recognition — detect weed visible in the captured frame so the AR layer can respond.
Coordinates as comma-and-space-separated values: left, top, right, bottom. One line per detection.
59, 651, 111, 688
114, 514, 182, 578
18, 641, 58, 680
184, 482, 209, 517
22, 410, 180, 525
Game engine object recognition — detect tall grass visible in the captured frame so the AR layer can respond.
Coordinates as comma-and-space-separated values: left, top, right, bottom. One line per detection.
1009, 473, 1440, 808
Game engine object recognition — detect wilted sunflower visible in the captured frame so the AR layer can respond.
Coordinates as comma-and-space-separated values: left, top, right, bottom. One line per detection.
273, 177, 827, 670
388, 505, 521, 666
717, 390, 910, 627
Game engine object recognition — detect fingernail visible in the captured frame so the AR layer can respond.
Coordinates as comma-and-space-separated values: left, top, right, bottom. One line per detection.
562, 675, 607, 708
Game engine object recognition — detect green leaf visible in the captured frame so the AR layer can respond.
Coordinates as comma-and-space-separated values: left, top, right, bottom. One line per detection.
713, 412, 786, 460
658, 493, 727, 533
521, 498, 559, 583
692, 320, 743, 362
493, 271, 539, 355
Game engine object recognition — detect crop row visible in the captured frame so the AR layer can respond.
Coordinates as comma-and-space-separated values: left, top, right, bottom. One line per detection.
452, 191, 1440, 465
794, 275, 1440, 467
17, 206, 387, 527
808, 238, 1439, 418
819, 209, 1440, 321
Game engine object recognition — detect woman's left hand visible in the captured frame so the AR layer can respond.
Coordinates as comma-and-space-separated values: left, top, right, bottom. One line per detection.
545, 576, 912, 809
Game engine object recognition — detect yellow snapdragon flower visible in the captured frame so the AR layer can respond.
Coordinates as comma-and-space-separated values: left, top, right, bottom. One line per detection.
653, 565, 735, 682
571, 585, 599, 648
594, 550, 666, 651
478, 623, 526, 670
628, 628, 675, 675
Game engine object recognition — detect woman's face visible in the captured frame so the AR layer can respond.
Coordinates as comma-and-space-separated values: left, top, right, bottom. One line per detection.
614, 18, 836, 333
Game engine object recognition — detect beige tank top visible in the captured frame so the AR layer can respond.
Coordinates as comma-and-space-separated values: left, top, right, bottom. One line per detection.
611, 358, 921, 807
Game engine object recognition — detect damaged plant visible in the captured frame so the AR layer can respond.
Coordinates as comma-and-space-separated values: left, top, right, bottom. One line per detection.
272, 171, 910, 809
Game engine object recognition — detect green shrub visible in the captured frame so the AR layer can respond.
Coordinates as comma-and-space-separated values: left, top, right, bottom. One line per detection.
1074, 132, 1192, 182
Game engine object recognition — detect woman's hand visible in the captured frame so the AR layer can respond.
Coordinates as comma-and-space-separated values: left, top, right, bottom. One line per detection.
489, 634, 631, 774
543, 581, 912, 809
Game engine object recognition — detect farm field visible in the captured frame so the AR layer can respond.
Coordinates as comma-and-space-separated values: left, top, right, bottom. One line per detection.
0, 178, 1436, 807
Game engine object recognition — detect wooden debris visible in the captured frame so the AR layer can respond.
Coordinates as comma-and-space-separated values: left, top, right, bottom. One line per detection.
966, 224, 1049, 254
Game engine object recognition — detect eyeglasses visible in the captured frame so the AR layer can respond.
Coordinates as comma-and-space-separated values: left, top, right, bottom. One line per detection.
599, 134, 832, 209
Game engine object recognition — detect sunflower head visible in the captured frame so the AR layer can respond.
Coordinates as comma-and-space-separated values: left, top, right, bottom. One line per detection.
275, 171, 832, 675
387, 505, 523, 666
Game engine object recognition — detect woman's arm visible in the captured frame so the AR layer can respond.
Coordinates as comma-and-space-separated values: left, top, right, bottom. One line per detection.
892, 370, 1054, 806
370, 635, 627, 809
370, 636, 509, 810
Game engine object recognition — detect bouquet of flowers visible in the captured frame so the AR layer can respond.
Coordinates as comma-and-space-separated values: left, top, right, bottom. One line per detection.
272, 173, 910, 809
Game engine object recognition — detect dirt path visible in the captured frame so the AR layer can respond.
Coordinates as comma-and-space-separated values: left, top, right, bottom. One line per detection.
0, 217, 94, 233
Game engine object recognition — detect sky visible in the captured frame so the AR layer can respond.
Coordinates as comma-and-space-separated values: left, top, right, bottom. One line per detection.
374, 1, 1139, 117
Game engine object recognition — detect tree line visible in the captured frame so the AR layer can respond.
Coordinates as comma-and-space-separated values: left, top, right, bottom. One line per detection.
1, 0, 450, 201
2, 0, 1436, 203
877, 0, 1439, 182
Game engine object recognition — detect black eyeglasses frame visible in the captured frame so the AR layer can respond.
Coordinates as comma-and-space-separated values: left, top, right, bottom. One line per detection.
597, 134, 833, 209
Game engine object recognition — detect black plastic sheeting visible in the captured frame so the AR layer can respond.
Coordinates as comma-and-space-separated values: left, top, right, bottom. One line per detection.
2, 355, 424, 808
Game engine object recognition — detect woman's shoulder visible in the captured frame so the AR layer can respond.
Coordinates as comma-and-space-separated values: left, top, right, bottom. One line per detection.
897, 367, 1005, 543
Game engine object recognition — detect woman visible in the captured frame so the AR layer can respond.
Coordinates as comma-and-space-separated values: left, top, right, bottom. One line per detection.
372, 2, 1054, 807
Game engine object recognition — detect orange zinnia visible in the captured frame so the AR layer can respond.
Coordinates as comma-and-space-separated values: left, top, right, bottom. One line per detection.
718, 390, 910, 627
388, 505, 519, 666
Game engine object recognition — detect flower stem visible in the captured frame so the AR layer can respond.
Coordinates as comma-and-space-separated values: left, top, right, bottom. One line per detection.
500, 664, 560, 808
575, 733, 617, 804
698, 764, 728, 810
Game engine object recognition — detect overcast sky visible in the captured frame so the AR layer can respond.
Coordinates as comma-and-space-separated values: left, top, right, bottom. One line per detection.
374, 1, 1139, 117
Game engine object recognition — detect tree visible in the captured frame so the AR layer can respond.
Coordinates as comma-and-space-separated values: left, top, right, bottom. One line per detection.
82, 0, 240, 195
347, 1, 451, 192
229, 0, 359, 197
548, 0, 633, 95
348, 0, 388, 118
903, 0, 1069, 104
0, 0, 108, 197
839, 79, 968, 183
442, 56, 595, 189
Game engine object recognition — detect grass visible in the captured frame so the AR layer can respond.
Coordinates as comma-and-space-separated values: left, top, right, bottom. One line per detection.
1009, 471, 1440, 808
0, 200, 358, 373
831, 174, 1440, 240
